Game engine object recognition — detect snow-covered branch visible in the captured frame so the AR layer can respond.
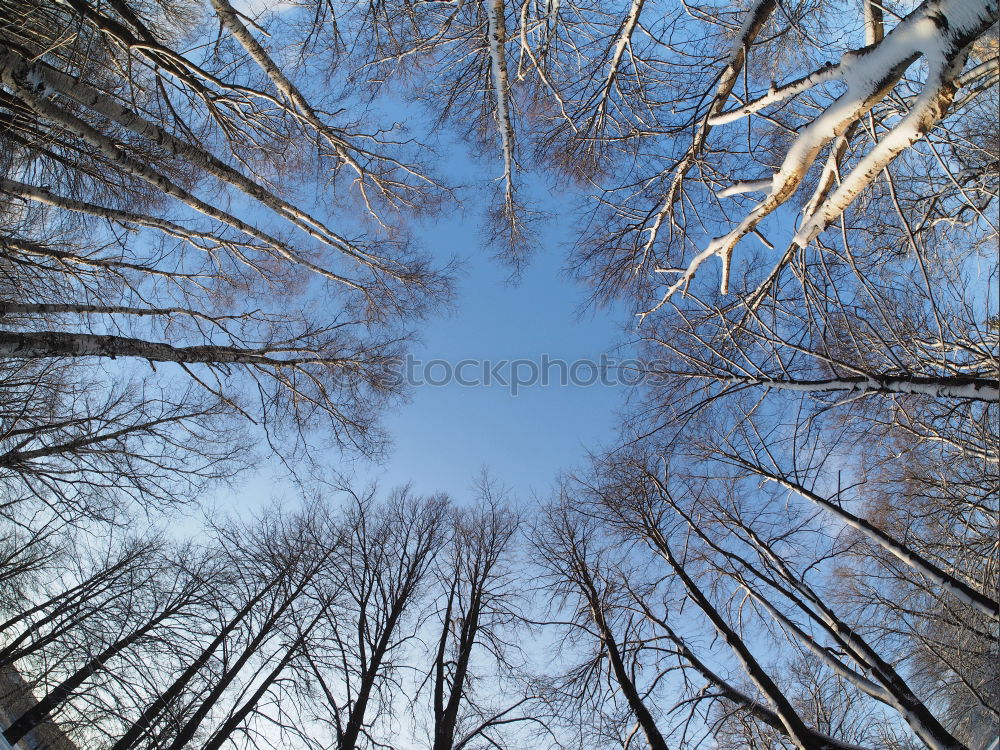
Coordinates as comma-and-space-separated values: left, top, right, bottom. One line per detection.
648, 0, 999, 308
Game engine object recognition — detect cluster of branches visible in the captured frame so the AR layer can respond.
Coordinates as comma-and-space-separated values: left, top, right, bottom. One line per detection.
0, 0, 456, 530
297, 0, 994, 747
0, 482, 552, 750
319, 0, 996, 299
532, 418, 997, 748
514, 0, 998, 737
1, 0, 997, 748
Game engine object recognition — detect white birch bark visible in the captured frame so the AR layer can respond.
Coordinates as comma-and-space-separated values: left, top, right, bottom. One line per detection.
0, 330, 358, 368
208, 0, 418, 222
647, 0, 998, 310
707, 373, 1000, 402
6, 52, 389, 271
0, 62, 370, 295
486, 0, 517, 210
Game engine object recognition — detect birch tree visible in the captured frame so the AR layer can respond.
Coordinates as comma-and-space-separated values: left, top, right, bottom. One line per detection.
0, 0, 449, 477
532, 498, 673, 750
417, 479, 546, 750
538, 8, 999, 748
301, 487, 449, 750
2, 500, 342, 750
549, 0, 999, 313
335, 0, 540, 266
539, 450, 997, 748
0, 542, 213, 747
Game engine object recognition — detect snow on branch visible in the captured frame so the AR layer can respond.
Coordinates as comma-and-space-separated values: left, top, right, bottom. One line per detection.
644, 0, 999, 317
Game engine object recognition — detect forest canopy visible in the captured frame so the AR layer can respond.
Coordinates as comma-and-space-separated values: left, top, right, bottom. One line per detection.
0, 0, 997, 749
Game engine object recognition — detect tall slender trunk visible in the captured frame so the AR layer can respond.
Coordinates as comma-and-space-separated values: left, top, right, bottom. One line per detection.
201, 611, 324, 750
710, 373, 999, 402
110, 578, 281, 750
0, 330, 346, 367
737, 461, 1000, 619
652, 536, 824, 749
432, 585, 481, 750
574, 563, 670, 750
163, 590, 304, 750
337, 597, 407, 750
3, 611, 170, 744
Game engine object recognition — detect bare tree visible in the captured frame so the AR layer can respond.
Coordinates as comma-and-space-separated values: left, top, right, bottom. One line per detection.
302, 487, 448, 750
0, 0, 451, 500
1, 541, 211, 746
533, 496, 672, 750
105, 505, 336, 750
417, 476, 546, 750
537, 440, 997, 748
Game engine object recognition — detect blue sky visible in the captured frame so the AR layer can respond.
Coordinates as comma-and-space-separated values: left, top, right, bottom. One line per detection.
342, 93, 646, 502
360, 179, 633, 502
164, 2, 637, 508
200, 138, 638, 515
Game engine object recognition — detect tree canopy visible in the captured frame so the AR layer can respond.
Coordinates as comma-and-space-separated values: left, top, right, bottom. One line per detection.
0, 0, 996, 748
